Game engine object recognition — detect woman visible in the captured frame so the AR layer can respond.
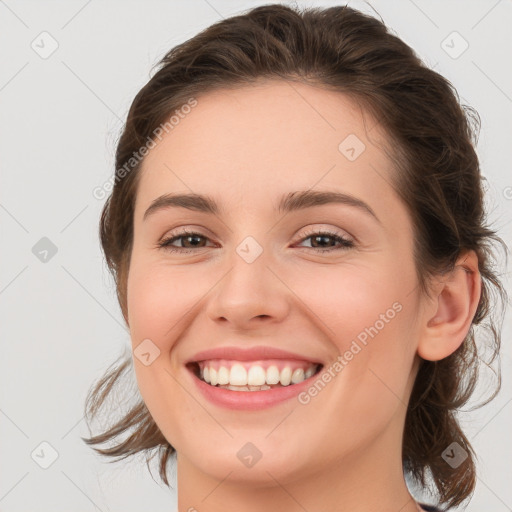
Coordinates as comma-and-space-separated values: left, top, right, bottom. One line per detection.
82, 4, 507, 511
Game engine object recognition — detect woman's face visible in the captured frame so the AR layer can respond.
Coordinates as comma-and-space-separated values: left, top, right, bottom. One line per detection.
126, 80, 428, 486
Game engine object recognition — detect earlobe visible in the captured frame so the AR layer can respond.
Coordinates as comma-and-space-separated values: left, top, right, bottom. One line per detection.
417, 251, 481, 361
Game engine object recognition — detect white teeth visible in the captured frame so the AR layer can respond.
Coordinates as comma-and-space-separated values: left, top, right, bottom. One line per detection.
228, 385, 249, 391
209, 367, 218, 386
229, 364, 247, 385
219, 384, 272, 391
266, 365, 280, 384
291, 368, 305, 384
280, 367, 292, 386
199, 362, 320, 389
217, 366, 230, 385
247, 366, 266, 386
249, 384, 271, 390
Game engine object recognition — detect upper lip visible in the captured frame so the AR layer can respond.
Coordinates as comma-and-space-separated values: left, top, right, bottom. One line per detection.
187, 345, 324, 365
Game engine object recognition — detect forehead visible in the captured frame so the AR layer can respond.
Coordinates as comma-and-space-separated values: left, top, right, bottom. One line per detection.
134, 80, 397, 217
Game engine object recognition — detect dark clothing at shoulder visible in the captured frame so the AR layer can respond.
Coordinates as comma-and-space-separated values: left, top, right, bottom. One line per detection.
419, 504, 444, 512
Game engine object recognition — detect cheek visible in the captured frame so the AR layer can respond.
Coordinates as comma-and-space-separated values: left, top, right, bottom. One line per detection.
290, 262, 417, 409
290, 261, 409, 346
126, 261, 189, 404
127, 260, 192, 347
126, 261, 194, 442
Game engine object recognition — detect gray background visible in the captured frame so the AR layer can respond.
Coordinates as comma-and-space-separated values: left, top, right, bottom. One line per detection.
0, 0, 511, 510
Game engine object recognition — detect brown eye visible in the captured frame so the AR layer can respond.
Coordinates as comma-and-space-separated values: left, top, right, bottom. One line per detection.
158, 230, 211, 252
296, 230, 354, 253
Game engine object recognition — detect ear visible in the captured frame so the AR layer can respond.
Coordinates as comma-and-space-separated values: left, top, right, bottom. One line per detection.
417, 250, 481, 361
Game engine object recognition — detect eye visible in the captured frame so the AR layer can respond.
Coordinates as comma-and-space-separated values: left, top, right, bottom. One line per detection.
156, 228, 355, 254
294, 228, 354, 253
157, 229, 213, 253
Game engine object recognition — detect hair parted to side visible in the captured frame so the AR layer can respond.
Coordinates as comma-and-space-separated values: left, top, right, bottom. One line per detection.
82, 3, 508, 509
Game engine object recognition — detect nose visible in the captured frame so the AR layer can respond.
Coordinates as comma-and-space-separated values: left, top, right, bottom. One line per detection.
205, 243, 290, 331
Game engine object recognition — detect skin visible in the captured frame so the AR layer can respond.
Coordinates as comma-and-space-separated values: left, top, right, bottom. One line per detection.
125, 80, 481, 512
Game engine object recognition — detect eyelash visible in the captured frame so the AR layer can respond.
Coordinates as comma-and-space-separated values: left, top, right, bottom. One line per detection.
157, 228, 354, 254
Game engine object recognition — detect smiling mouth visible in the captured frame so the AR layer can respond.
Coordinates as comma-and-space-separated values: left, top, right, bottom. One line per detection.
187, 359, 323, 391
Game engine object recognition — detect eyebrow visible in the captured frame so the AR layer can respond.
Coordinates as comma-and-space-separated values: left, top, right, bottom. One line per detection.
143, 190, 380, 223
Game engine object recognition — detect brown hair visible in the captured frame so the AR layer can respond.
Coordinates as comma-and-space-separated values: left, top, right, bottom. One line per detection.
82, 4, 508, 509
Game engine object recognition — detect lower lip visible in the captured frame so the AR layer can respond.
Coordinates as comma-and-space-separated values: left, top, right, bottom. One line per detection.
187, 366, 321, 411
